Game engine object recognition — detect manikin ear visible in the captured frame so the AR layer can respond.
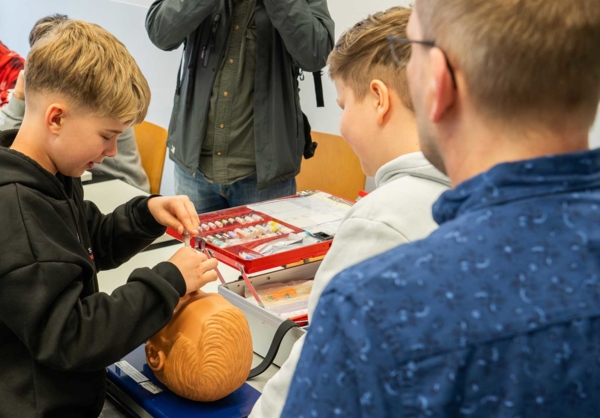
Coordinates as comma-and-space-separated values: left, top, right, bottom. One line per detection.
369, 80, 391, 125
429, 48, 456, 123
146, 343, 166, 372
44, 104, 67, 137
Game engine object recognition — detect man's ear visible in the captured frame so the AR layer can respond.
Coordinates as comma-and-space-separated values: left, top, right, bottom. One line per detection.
429, 48, 456, 123
145, 342, 166, 372
370, 80, 391, 125
45, 103, 67, 136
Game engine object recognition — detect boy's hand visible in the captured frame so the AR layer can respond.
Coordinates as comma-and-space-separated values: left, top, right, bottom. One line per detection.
13, 71, 25, 101
147, 196, 200, 235
168, 248, 219, 294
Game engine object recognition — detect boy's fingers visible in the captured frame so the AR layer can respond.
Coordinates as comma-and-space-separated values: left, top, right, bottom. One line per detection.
197, 252, 208, 261
200, 270, 218, 286
162, 212, 184, 234
183, 200, 199, 234
171, 200, 195, 235
199, 258, 219, 274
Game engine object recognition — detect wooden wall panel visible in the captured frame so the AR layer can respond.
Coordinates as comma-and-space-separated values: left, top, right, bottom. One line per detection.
296, 131, 365, 201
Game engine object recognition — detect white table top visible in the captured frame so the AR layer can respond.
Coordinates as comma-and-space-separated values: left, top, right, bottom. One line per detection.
84, 179, 147, 214
83, 180, 175, 245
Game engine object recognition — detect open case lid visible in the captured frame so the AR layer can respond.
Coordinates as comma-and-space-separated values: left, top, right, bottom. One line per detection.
167, 191, 354, 274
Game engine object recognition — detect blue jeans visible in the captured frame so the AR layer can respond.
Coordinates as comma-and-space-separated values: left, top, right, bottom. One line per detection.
174, 165, 297, 213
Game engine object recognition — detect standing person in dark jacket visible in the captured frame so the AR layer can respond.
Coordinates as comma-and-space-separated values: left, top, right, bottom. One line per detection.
146, 0, 334, 212
0, 20, 218, 418
283, 0, 600, 417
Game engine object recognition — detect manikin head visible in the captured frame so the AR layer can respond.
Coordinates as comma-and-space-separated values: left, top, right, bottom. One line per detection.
13, 19, 150, 177
328, 6, 420, 177
406, 0, 600, 183
145, 292, 253, 402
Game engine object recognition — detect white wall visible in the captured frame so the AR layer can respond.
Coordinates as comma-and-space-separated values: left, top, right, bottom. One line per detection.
1, 0, 599, 194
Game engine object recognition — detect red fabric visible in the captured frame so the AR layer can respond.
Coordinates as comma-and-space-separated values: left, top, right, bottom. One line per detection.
0, 41, 25, 107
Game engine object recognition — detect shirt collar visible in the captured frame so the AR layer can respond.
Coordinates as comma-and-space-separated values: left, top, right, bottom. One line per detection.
433, 148, 600, 225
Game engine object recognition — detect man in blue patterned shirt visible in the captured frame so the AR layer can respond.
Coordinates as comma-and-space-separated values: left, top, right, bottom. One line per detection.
282, 0, 600, 417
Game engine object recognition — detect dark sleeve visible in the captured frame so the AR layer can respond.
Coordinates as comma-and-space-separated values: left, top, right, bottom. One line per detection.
0, 188, 185, 372
0, 261, 183, 372
84, 196, 166, 272
262, 0, 334, 72
146, 0, 220, 50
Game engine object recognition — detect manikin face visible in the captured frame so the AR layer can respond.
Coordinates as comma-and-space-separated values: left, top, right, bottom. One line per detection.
45, 103, 127, 177
406, 8, 447, 174
145, 292, 253, 402
335, 78, 381, 177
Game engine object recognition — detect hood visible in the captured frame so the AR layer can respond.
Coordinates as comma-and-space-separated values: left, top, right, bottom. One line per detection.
0, 129, 71, 200
374, 152, 450, 189
433, 148, 600, 225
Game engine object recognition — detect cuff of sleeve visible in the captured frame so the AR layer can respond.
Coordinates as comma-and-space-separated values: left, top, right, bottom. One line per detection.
153, 261, 186, 297
7, 96, 25, 113
133, 195, 166, 235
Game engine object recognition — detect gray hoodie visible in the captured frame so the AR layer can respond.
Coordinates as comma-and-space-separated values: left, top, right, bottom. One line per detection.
250, 151, 450, 418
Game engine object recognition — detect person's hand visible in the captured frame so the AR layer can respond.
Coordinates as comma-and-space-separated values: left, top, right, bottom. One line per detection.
168, 248, 219, 294
13, 70, 24, 101
147, 195, 199, 235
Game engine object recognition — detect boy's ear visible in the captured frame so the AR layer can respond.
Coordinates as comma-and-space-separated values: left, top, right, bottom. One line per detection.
429, 48, 456, 123
45, 104, 67, 136
370, 80, 391, 125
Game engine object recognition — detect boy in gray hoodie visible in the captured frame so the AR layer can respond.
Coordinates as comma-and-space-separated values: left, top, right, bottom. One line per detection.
250, 6, 449, 417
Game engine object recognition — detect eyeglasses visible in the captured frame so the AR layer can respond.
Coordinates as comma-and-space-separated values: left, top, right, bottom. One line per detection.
387, 35, 457, 89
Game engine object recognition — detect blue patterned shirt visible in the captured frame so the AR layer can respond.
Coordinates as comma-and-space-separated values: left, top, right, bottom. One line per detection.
282, 149, 600, 417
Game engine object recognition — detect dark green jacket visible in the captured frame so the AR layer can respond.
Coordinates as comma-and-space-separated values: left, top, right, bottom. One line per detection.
146, 0, 334, 189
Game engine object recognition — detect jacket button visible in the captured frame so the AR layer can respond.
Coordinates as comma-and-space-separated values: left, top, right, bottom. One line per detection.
229, 59, 234, 64
224, 92, 228, 97
220, 124, 225, 129
217, 152, 222, 156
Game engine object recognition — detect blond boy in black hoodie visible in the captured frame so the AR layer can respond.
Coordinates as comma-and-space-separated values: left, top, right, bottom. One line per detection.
0, 20, 217, 417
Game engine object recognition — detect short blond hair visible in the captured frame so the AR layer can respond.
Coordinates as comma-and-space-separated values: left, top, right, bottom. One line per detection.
328, 6, 413, 111
29, 14, 68, 47
415, 0, 600, 124
25, 20, 150, 125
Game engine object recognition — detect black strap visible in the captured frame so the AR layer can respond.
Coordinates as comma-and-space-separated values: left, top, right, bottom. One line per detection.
248, 319, 299, 379
313, 71, 324, 107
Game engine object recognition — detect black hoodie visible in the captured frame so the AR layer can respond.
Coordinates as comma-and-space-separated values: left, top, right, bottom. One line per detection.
0, 130, 186, 417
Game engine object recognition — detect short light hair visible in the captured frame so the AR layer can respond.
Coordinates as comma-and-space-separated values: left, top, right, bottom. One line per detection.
328, 6, 413, 111
415, 0, 600, 124
25, 20, 150, 124
29, 14, 69, 47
